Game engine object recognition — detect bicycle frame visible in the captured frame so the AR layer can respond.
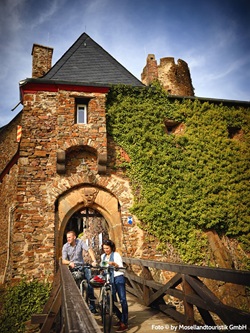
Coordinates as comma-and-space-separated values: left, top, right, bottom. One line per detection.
70, 264, 91, 303
98, 266, 114, 333
93, 265, 126, 333
82, 264, 126, 333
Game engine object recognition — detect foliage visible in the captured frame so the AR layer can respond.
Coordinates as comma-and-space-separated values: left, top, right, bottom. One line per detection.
0, 280, 51, 333
106, 83, 250, 264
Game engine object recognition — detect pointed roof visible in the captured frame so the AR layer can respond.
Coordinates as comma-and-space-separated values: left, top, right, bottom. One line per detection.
41, 33, 144, 87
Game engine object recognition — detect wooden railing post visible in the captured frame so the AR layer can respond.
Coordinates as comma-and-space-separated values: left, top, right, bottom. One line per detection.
142, 266, 153, 306
182, 274, 195, 326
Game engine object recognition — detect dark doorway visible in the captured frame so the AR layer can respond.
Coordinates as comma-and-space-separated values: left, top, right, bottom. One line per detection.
63, 207, 109, 262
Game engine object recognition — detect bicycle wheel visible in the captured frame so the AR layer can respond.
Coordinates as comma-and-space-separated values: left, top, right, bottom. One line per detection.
102, 288, 113, 333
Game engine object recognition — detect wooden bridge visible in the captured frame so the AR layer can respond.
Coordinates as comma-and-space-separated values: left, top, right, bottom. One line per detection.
32, 258, 250, 333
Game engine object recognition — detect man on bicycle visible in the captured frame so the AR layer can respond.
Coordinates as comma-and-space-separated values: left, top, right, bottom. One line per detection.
62, 230, 98, 314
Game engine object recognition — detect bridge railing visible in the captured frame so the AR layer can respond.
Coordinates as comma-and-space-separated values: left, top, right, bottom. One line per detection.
32, 258, 250, 331
123, 257, 250, 329
31, 263, 102, 333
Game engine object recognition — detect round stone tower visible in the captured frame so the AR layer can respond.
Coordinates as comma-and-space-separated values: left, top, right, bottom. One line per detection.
141, 54, 194, 96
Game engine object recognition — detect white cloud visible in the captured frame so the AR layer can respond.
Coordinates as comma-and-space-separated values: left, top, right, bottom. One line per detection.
29, 0, 66, 30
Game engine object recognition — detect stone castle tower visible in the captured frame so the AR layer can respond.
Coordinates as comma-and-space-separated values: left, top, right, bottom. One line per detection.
141, 54, 194, 96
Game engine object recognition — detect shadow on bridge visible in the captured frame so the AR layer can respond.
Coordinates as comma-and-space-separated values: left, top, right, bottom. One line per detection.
94, 292, 180, 333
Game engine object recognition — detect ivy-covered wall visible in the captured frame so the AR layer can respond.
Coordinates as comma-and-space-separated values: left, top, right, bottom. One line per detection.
106, 83, 250, 268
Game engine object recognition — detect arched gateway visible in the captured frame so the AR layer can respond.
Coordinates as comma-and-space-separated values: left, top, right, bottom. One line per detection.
55, 185, 122, 267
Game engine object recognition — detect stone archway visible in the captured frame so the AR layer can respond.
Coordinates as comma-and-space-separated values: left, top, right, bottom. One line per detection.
63, 206, 109, 262
55, 185, 122, 265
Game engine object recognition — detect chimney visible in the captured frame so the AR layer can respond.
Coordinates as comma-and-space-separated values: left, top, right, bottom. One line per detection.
31, 44, 53, 78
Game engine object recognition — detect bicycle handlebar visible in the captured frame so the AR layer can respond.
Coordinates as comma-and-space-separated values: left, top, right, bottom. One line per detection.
96, 265, 126, 271
74, 264, 126, 271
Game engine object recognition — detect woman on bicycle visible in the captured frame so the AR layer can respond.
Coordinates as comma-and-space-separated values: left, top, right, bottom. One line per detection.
101, 239, 128, 332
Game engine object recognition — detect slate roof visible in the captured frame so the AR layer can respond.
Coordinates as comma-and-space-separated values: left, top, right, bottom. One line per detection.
41, 33, 144, 87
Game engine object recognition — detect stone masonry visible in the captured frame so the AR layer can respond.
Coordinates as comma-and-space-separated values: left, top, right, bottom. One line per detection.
32, 44, 53, 78
141, 54, 194, 96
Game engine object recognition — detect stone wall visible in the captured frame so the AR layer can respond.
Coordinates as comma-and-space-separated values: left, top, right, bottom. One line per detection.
5, 86, 109, 282
0, 113, 22, 283
0, 165, 18, 283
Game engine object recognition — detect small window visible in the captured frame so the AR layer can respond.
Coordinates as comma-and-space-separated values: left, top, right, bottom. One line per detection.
77, 104, 87, 124
164, 120, 181, 135
228, 126, 241, 139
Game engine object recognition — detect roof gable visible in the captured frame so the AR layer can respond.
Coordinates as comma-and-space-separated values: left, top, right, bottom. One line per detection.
42, 33, 143, 87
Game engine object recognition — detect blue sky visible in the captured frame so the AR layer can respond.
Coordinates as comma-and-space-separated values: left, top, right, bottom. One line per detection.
0, 0, 249, 127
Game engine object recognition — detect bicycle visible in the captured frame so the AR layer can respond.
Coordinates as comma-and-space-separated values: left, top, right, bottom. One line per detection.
70, 264, 92, 305
90, 264, 126, 333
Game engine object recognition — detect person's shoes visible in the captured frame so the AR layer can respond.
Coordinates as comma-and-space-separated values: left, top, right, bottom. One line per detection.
116, 323, 128, 332
113, 321, 121, 327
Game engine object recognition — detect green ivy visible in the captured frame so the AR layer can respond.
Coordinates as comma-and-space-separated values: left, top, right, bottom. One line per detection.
0, 280, 51, 333
106, 83, 250, 265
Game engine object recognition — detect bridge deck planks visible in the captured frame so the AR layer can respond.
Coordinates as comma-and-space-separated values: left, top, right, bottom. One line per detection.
94, 292, 180, 333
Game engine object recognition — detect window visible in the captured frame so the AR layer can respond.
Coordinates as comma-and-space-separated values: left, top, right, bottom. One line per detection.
228, 126, 241, 139
164, 120, 181, 135
75, 97, 91, 124
77, 104, 87, 124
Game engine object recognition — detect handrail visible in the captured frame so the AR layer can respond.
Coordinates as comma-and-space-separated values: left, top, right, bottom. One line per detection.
122, 257, 250, 329
123, 257, 250, 286
60, 264, 102, 333
32, 263, 101, 333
